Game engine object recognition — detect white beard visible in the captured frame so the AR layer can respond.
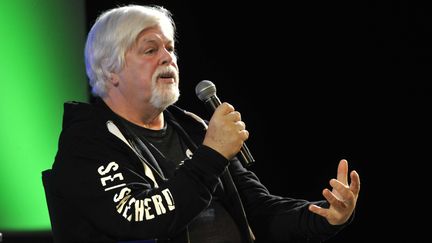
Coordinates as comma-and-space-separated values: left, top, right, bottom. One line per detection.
149, 67, 180, 110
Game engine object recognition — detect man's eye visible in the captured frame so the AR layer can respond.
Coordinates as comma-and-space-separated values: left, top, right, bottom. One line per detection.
144, 48, 156, 54
167, 47, 175, 53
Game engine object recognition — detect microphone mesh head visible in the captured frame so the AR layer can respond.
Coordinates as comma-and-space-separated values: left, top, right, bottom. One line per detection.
195, 80, 216, 101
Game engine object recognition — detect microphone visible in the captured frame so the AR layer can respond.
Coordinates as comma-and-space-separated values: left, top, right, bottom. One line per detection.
195, 80, 255, 167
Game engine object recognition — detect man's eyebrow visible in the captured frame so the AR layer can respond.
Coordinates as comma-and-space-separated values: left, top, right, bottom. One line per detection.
139, 38, 157, 44
139, 37, 174, 46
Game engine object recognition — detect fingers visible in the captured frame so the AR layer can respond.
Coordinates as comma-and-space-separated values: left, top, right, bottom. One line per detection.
227, 111, 242, 122
204, 102, 249, 159
322, 188, 345, 208
235, 120, 246, 130
239, 125, 249, 140
311, 160, 360, 226
329, 179, 354, 204
308, 204, 328, 219
218, 102, 248, 138
335, 160, 360, 198
350, 170, 361, 196
215, 102, 235, 115
337, 159, 348, 185
328, 168, 360, 208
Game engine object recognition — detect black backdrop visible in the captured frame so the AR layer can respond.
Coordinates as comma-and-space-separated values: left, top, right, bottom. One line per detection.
84, 1, 431, 242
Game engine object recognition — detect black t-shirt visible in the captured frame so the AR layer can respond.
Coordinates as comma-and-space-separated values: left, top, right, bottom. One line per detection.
120, 117, 243, 243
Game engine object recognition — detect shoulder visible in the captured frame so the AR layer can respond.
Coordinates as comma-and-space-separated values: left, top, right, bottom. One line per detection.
60, 100, 117, 141
54, 101, 130, 170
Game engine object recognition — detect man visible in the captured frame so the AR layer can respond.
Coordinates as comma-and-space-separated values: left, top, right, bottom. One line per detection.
44, 4, 360, 243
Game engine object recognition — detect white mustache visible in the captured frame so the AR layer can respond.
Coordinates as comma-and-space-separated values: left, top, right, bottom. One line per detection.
154, 66, 179, 82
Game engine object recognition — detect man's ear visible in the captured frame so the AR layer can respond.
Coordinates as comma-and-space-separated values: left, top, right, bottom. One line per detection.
109, 72, 120, 87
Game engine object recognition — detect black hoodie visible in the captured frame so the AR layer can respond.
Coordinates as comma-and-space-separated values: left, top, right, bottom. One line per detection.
43, 100, 350, 243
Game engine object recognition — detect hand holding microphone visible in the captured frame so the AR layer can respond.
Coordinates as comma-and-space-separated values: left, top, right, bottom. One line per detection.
195, 80, 255, 167
203, 102, 249, 160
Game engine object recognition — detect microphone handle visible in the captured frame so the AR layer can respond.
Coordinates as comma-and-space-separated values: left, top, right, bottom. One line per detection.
204, 96, 255, 167
205, 96, 221, 111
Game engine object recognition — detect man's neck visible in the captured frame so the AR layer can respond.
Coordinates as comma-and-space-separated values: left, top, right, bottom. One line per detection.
103, 96, 165, 130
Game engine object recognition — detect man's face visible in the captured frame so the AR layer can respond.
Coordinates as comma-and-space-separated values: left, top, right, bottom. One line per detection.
114, 25, 179, 109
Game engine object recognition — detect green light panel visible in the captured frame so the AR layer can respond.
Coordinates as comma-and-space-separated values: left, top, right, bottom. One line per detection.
0, 0, 87, 230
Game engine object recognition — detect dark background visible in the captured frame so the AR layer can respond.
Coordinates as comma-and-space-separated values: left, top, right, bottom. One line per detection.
88, 1, 432, 242
6, 0, 431, 242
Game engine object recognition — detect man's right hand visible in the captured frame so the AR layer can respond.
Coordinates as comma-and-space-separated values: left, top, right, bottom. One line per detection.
203, 102, 249, 160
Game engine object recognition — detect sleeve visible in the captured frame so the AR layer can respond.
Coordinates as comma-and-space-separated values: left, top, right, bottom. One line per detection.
52, 129, 230, 241
227, 158, 353, 242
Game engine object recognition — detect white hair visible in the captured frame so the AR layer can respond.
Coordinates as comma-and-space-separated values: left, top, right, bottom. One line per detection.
84, 5, 175, 97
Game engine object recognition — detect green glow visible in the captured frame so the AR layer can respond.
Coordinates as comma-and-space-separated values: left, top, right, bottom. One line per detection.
0, 0, 87, 230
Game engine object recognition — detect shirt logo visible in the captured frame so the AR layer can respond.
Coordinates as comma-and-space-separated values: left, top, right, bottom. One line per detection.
97, 161, 176, 222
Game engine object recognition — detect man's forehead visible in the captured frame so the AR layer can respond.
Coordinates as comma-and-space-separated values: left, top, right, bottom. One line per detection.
136, 26, 174, 43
